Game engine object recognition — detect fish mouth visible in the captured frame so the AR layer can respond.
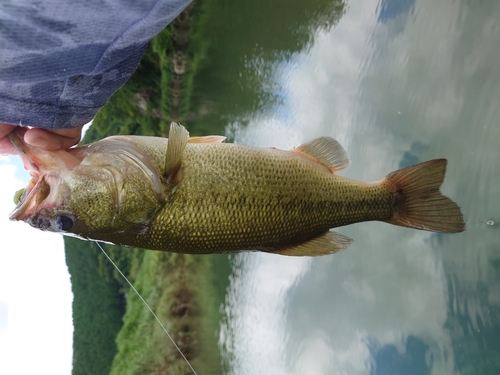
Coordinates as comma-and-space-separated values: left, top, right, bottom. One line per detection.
9, 169, 65, 222
7, 128, 74, 223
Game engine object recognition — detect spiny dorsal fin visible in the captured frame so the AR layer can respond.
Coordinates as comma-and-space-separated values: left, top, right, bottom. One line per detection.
164, 123, 189, 184
271, 230, 353, 256
292, 136, 350, 174
188, 136, 226, 144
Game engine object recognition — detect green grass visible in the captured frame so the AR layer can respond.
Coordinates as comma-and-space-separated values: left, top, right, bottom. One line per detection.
109, 252, 222, 375
67, 2, 227, 374
85, 2, 210, 142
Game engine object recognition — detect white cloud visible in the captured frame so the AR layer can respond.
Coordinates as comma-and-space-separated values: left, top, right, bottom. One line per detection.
219, 253, 311, 375
0, 300, 7, 330
0, 159, 73, 375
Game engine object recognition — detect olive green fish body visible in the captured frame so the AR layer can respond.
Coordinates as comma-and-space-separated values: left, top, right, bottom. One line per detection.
8, 124, 465, 256
137, 143, 394, 253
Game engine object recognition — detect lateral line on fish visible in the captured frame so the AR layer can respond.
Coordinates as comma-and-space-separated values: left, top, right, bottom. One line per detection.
94, 241, 199, 375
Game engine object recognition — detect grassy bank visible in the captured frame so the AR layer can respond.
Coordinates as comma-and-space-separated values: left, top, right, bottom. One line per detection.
66, 237, 225, 375
84, 0, 210, 142
65, 235, 148, 375
66, 1, 227, 374
110, 252, 222, 375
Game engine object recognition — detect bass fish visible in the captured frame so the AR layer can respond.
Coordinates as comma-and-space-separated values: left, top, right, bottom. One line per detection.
9, 124, 465, 256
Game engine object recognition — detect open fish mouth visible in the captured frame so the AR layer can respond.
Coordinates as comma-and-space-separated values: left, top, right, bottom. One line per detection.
10, 173, 51, 221
9, 170, 76, 232
8, 129, 45, 221
7, 129, 67, 223
9, 159, 74, 231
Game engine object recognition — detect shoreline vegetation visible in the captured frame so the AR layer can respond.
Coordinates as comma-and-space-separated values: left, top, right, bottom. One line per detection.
82, 0, 209, 143
66, 0, 347, 372
66, 2, 228, 374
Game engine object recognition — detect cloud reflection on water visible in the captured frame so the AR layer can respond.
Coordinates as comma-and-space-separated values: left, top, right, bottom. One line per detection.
219, 0, 500, 374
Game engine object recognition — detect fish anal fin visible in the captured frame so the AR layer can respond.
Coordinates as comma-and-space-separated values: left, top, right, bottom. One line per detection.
188, 136, 226, 144
383, 159, 466, 233
164, 123, 189, 184
292, 136, 350, 174
271, 231, 353, 257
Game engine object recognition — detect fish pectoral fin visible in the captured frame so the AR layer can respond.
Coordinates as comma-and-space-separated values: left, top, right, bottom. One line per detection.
291, 137, 350, 174
164, 123, 189, 184
188, 135, 226, 144
271, 231, 353, 256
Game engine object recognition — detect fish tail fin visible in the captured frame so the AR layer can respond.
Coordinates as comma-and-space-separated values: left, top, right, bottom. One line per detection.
383, 159, 465, 233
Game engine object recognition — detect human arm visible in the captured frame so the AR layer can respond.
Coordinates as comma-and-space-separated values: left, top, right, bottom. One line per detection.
0, 0, 191, 153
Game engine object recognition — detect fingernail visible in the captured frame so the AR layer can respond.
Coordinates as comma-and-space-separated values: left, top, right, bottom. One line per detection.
29, 137, 49, 148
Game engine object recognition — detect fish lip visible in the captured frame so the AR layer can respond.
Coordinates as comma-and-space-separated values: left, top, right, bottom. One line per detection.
8, 128, 44, 221
24, 209, 77, 232
7, 127, 46, 221
7, 127, 39, 172
23, 210, 53, 231
9, 174, 46, 221
9, 173, 63, 222
7, 127, 75, 223
7, 127, 27, 150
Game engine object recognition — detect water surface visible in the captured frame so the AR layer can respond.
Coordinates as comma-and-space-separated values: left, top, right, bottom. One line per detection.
193, 0, 500, 373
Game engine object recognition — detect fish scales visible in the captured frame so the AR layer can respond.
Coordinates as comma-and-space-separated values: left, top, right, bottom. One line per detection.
8, 123, 465, 256
137, 143, 396, 253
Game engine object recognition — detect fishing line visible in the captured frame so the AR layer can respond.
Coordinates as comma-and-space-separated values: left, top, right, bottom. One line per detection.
466, 219, 496, 226
95, 241, 199, 375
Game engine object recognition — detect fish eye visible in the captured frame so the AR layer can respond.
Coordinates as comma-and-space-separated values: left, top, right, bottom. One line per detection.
56, 215, 74, 232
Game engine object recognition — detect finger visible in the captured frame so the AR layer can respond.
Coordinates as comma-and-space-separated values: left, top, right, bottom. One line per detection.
0, 137, 16, 155
0, 123, 16, 138
24, 127, 83, 150
0, 123, 17, 155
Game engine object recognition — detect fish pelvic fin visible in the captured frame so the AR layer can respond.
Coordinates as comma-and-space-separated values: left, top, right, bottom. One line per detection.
291, 137, 350, 173
383, 159, 465, 233
164, 123, 189, 184
271, 231, 353, 256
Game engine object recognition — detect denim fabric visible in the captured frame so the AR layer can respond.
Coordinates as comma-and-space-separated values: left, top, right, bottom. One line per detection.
0, 0, 191, 129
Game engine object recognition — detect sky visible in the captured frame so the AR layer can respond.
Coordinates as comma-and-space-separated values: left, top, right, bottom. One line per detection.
0, 123, 91, 375
0, 155, 73, 375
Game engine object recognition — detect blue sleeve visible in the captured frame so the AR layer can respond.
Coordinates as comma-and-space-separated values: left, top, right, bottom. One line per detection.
0, 0, 192, 129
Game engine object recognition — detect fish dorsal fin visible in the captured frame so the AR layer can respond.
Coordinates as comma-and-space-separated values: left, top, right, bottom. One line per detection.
188, 136, 226, 144
271, 231, 353, 256
292, 136, 350, 173
164, 123, 189, 184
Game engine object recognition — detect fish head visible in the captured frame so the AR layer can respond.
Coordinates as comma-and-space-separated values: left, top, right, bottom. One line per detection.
8, 129, 165, 243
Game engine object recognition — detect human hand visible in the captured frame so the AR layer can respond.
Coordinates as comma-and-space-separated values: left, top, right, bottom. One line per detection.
0, 123, 83, 155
